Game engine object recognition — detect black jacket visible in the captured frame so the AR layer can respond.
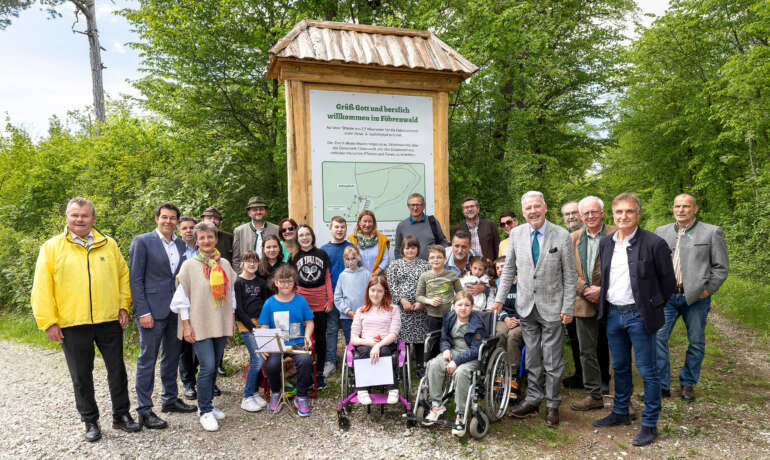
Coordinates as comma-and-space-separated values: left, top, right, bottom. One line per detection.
598, 227, 676, 334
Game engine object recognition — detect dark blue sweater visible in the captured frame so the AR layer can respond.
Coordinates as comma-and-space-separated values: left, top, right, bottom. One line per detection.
440, 311, 488, 366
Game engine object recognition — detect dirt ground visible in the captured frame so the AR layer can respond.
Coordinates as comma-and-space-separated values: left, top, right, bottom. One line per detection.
1, 307, 768, 459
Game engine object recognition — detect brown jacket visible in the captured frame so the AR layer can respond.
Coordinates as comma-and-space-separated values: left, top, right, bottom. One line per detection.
571, 224, 616, 317
450, 218, 500, 261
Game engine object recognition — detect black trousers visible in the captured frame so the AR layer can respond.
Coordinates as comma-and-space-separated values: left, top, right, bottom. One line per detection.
598, 318, 611, 384
565, 320, 583, 378
61, 321, 130, 423
179, 340, 199, 386
355, 344, 398, 390
313, 311, 327, 383
426, 316, 443, 362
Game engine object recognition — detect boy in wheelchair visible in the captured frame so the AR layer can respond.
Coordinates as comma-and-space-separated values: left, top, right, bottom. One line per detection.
423, 291, 487, 436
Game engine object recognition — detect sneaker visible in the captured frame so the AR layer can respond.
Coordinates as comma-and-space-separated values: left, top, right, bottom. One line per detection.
451, 414, 466, 437
593, 411, 631, 427
387, 389, 399, 404
323, 362, 336, 378
416, 368, 425, 379
317, 377, 327, 391
268, 393, 282, 414
199, 412, 219, 431
294, 396, 311, 417
211, 407, 225, 420
358, 390, 372, 405
241, 396, 263, 413
252, 394, 267, 410
423, 404, 446, 425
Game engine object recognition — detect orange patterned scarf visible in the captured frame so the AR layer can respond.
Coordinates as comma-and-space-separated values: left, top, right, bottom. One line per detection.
195, 249, 229, 307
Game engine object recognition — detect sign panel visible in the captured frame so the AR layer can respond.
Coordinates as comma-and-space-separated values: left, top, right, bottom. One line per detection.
309, 89, 434, 248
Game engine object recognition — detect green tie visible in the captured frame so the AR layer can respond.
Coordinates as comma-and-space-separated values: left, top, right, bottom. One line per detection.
532, 230, 540, 266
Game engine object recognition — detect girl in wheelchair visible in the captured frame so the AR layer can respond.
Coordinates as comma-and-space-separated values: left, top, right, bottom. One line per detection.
424, 291, 487, 436
350, 276, 402, 405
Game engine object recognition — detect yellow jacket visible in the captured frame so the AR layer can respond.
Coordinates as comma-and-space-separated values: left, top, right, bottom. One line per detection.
31, 228, 131, 330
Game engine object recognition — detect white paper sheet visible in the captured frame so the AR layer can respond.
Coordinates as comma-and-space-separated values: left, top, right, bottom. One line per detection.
353, 356, 394, 387
253, 328, 284, 353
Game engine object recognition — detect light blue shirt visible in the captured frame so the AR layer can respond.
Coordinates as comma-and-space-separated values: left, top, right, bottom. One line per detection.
359, 244, 390, 273
528, 220, 547, 250
184, 243, 198, 261
70, 230, 94, 248
155, 229, 180, 274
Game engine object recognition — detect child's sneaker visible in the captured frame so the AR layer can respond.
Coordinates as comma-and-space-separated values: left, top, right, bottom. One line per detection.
357, 390, 372, 405
241, 396, 263, 412
294, 396, 311, 417
268, 392, 282, 414
211, 407, 225, 420
323, 362, 336, 378
451, 414, 466, 437
423, 404, 446, 425
252, 394, 267, 410
387, 389, 399, 404
317, 377, 327, 391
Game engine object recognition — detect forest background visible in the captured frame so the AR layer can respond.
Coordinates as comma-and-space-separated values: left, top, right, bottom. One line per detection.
1, 0, 767, 340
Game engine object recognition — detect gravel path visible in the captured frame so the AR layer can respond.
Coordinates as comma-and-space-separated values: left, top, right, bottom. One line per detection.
2, 309, 768, 459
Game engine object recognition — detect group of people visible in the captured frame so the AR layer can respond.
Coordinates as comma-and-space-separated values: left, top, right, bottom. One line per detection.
31, 189, 728, 447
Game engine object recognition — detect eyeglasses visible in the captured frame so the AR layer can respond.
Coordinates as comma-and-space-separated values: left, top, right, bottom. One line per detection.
562, 211, 580, 217
275, 279, 293, 285
243, 260, 258, 265
581, 210, 603, 217
407, 203, 424, 208
343, 257, 358, 261
462, 205, 477, 210
499, 219, 515, 227
280, 226, 296, 233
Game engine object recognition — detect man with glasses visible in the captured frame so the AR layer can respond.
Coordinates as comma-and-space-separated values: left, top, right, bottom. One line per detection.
394, 193, 449, 260
450, 197, 500, 261
497, 210, 519, 257
561, 201, 584, 232
233, 196, 279, 273
569, 196, 615, 411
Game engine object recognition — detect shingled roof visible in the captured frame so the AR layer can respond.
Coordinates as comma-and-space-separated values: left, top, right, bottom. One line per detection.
267, 20, 478, 79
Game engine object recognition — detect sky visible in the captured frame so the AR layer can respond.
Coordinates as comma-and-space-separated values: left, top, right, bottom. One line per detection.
0, 0, 671, 139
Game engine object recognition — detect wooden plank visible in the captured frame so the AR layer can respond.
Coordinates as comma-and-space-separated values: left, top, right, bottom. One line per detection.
285, 80, 313, 225
278, 61, 465, 92
433, 91, 450, 237
304, 20, 431, 38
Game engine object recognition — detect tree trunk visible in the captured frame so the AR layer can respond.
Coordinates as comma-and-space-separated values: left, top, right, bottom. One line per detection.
73, 0, 105, 133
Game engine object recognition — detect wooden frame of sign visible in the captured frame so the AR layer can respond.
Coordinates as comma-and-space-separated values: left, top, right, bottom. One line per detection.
268, 20, 477, 238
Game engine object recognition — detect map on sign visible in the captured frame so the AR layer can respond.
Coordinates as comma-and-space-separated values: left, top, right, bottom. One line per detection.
322, 161, 426, 222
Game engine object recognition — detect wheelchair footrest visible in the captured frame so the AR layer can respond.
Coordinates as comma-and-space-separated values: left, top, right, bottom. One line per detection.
403, 412, 462, 430
339, 393, 412, 410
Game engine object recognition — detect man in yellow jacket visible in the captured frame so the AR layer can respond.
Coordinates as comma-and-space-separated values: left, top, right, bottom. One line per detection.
31, 197, 141, 442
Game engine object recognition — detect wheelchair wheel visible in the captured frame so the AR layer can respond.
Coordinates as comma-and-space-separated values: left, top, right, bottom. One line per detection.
484, 347, 511, 422
338, 414, 350, 431
400, 360, 411, 404
468, 411, 489, 439
340, 363, 356, 413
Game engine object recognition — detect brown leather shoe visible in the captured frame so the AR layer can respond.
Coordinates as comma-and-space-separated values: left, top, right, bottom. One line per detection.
681, 385, 696, 402
509, 401, 540, 418
570, 395, 604, 411
546, 408, 559, 427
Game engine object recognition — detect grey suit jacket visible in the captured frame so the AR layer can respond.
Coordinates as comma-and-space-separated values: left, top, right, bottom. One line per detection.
232, 221, 279, 273
495, 220, 577, 321
655, 220, 729, 305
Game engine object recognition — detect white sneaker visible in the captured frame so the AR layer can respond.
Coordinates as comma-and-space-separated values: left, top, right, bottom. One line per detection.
452, 414, 466, 437
387, 389, 399, 404
252, 394, 267, 410
424, 405, 446, 425
211, 407, 226, 420
241, 396, 262, 412
323, 362, 336, 378
357, 390, 372, 405
200, 412, 219, 431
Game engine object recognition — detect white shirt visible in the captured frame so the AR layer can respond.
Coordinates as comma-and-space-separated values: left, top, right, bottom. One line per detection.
607, 227, 637, 306
70, 231, 94, 248
169, 284, 237, 320
155, 229, 180, 274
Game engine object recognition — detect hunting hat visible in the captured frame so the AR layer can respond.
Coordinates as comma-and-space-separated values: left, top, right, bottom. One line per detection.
201, 206, 223, 220
246, 196, 268, 209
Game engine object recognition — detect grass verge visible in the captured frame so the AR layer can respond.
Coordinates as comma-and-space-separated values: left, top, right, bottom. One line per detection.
713, 276, 770, 337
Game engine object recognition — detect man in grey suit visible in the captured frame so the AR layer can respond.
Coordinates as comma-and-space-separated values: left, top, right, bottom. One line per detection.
130, 203, 197, 429
492, 191, 577, 427
232, 196, 280, 273
654, 193, 729, 402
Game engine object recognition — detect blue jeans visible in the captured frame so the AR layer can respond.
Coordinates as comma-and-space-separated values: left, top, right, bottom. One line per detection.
339, 318, 352, 345
135, 315, 182, 414
655, 294, 711, 389
240, 331, 265, 399
607, 305, 661, 428
192, 337, 227, 415
325, 308, 340, 365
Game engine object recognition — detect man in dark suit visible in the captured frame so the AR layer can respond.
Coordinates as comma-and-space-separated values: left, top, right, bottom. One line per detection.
130, 203, 197, 429
450, 197, 500, 261
593, 193, 676, 447
201, 206, 234, 263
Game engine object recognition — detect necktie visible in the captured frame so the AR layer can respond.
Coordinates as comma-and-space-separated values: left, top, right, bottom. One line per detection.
532, 230, 540, 266
255, 229, 263, 258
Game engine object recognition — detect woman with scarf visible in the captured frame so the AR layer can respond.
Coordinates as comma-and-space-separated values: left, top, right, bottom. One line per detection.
348, 210, 390, 276
170, 221, 237, 432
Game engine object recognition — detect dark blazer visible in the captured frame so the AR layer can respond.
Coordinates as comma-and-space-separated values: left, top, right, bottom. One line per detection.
450, 218, 500, 261
216, 230, 234, 265
129, 231, 187, 320
439, 311, 488, 366
598, 227, 676, 334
